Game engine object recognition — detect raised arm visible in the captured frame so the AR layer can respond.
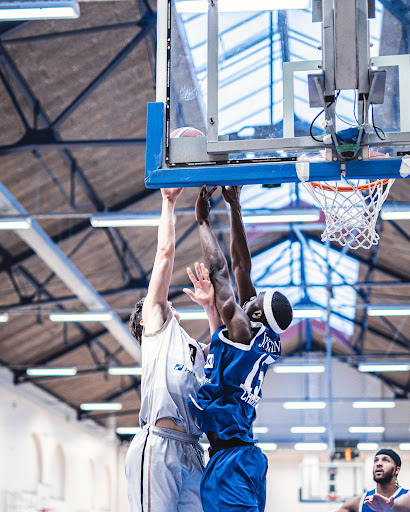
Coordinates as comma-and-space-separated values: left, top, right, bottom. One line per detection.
196, 186, 252, 344
142, 188, 182, 333
222, 186, 256, 306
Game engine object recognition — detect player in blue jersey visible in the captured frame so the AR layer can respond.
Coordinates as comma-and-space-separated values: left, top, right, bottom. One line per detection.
337, 449, 408, 512
189, 185, 293, 512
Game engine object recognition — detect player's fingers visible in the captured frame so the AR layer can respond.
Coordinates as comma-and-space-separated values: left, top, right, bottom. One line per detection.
186, 266, 197, 284
194, 262, 203, 281
204, 185, 219, 200
182, 288, 195, 299
200, 263, 209, 279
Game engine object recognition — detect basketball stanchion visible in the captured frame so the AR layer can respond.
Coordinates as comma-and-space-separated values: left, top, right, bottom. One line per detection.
302, 177, 395, 250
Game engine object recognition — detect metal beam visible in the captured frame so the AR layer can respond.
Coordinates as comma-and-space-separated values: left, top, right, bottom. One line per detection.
0, 182, 140, 362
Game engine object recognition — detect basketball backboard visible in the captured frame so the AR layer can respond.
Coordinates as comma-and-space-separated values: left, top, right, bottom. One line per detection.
145, 0, 410, 188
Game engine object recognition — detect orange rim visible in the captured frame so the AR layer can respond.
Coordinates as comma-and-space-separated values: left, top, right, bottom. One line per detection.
310, 178, 390, 192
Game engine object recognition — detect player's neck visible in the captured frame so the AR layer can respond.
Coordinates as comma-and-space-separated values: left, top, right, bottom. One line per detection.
376, 481, 398, 498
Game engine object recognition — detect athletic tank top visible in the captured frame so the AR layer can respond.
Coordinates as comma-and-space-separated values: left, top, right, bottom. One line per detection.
359, 487, 408, 512
139, 315, 205, 435
189, 322, 281, 443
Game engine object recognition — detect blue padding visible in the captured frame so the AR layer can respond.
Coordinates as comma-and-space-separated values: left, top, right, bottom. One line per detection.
145, 102, 164, 182
145, 160, 342, 188
144, 102, 408, 188
345, 158, 403, 179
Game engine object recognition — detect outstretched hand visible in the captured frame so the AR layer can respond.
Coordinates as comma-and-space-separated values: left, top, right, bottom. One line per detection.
161, 187, 183, 202
364, 494, 394, 511
183, 262, 215, 308
222, 185, 242, 206
195, 185, 218, 224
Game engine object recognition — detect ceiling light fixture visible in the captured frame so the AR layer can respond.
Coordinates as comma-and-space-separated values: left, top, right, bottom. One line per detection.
348, 426, 385, 433
116, 427, 141, 435
176, 0, 311, 14
358, 363, 410, 373
0, 217, 31, 229
283, 401, 326, 410
0, 313, 9, 322
108, 367, 142, 376
368, 305, 410, 316
80, 403, 123, 411
26, 368, 77, 377
0, 0, 79, 20
294, 443, 328, 451
357, 443, 380, 451
242, 208, 320, 225
90, 213, 161, 228
49, 312, 113, 322
257, 443, 277, 451
290, 426, 326, 434
352, 401, 395, 409
253, 427, 269, 434
177, 309, 208, 320
381, 205, 410, 221
292, 306, 324, 319
274, 364, 325, 374
399, 443, 410, 451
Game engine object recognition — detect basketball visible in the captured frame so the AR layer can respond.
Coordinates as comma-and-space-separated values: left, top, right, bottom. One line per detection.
170, 127, 205, 138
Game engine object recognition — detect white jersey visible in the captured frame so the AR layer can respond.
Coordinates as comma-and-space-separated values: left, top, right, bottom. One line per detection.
139, 315, 205, 435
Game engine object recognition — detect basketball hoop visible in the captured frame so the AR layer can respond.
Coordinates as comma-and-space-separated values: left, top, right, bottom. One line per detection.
302, 177, 395, 250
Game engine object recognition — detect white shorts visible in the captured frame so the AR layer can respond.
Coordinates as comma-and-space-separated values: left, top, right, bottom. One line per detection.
125, 425, 205, 512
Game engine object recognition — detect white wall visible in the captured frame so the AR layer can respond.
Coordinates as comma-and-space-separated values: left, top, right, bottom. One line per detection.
1, 366, 409, 512
0, 368, 129, 512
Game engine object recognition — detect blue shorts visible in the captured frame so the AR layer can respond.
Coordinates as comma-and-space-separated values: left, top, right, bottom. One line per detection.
201, 445, 268, 512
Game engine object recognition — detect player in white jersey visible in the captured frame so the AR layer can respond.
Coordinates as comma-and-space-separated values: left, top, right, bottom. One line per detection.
125, 187, 221, 512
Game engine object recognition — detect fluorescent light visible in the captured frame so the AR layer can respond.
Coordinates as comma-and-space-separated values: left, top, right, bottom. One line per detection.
176, 0, 311, 14
283, 401, 326, 409
26, 368, 77, 377
348, 426, 385, 433
0, 1, 79, 20
0, 217, 31, 230
368, 305, 410, 316
49, 312, 113, 322
108, 367, 142, 376
257, 443, 277, 451
90, 213, 161, 228
357, 443, 379, 451
274, 364, 325, 374
0, 313, 8, 322
381, 205, 410, 221
353, 401, 395, 409
358, 363, 410, 373
290, 426, 326, 433
116, 427, 141, 435
253, 427, 269, 434
243, 210, 320, 224
292, 307, 324, 319
399, 443, 410, 451
294, 443, 328, 451
177, 309, 208, 320
80, 403, 122, 411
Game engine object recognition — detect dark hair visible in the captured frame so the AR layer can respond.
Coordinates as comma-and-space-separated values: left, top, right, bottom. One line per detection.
129, 297, 145, 344
271, 291, 293, 330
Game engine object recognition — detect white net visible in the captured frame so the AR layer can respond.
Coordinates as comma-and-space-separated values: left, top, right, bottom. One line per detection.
302, 178, 395, 250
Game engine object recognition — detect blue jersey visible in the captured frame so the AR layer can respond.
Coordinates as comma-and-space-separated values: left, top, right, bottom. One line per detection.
360, 488, 408, 512
189, 322, 281, 443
